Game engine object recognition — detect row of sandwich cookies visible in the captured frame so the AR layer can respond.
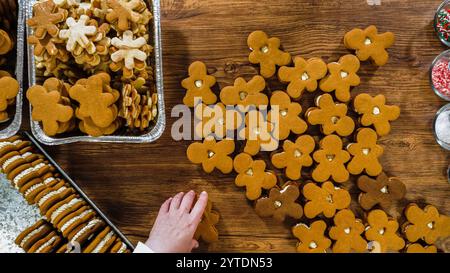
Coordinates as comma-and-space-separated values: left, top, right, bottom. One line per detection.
0, 136, 129, 253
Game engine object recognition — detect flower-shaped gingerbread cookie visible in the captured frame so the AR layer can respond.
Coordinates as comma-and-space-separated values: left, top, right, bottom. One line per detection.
403, 204, 450, 245
344, 25, 395, 66
255, 184, 303, 222
271, 135, 315, 180
194, 200, 220, 243
278, 57, 327, 98
303, 182, 351, 219
292, 220, 331, 253
268, 91, 307, 140
347, 128, 383, 176
329, 209, 367, 253
306, 94, 355, 136
247, 31, 291, 78
354, 94, 400, 136
319, 55, 361, 102
240, 110, 277, 155
69, 74, 117, 128
0, 76, 19, 112
27, 84, 74, 137
182, 61, 217, 107
233, 153, 277, 200
357, 173, 406, 211
187, 138, 235, 174
312, 135, 350, 183
220, 76, 267, 108
365, 210, 405, 252
59, 15, 97, 54
27, 0, 68, 39
194, 103, 242, 139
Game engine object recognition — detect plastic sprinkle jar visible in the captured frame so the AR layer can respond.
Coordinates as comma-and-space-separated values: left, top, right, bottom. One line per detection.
435, 0, 450, 47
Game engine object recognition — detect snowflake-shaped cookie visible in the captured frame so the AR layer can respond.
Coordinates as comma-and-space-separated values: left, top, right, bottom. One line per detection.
59, 15, 97, 54
111, 30, 148, 70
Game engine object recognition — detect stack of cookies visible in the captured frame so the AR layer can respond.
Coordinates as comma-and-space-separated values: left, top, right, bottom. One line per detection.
183, 27, 450, 252
0, 135, 130, 253
26, 0, 158, 137
0, 0, 20, 124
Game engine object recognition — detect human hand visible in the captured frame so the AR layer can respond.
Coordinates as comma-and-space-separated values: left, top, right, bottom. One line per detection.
145, 190, 208, 253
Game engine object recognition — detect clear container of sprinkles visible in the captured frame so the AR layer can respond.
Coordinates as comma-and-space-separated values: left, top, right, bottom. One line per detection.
435, 0, 450, 47
433, 103, 450, 150
430, 50, 450, 101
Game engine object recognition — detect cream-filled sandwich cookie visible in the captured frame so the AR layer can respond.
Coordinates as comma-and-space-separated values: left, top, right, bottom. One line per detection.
0, 146, 42, 174
83, 227, 117, 253
9, 159, 52, 189
109, 239, 128, 253
57, 206, 96, 237
20, 177, 48, 204
49, 196, 87, 226
0, 136, 31, 157
28, 231, 63, 253
35, 181, 75, 215
15, 220, 53, 252
68, 218, 105, 246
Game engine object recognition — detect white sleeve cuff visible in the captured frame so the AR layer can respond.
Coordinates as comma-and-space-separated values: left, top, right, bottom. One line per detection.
133, 242, 155, 253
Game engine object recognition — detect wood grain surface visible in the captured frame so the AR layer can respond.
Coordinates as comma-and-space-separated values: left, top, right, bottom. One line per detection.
22, 0, 450, 252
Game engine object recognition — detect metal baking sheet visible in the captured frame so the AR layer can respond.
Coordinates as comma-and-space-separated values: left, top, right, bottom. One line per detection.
0, 0, 24, 139
0, 132, 135, 252
26, 0, 166, 145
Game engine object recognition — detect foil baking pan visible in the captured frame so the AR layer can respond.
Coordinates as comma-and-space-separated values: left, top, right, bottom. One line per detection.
0, 0, 24, 139
0, 131, 135, 252
25, 0, 166, 145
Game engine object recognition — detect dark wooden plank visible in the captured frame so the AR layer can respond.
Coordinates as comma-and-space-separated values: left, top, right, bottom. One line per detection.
21, 0, 450, 252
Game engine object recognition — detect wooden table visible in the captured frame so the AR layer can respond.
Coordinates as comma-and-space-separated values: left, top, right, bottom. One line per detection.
26, 0, 450, 252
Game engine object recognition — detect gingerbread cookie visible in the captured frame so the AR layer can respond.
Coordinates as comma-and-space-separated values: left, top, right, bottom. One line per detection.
220, 75, 268, 108
247, 30, 291, 78
83, 226, 117, 253
35, 181, 75, 215
28, 231, 62, 253
268, 91, 307, 140
347, 128, 383, 176
27, 84, 74, 136
47, 195, 86, 226
0, 76, 19, 112
20, 174, 58, 204
403, 204, 450, 245
354, 93, 400, 136
15, 220, 53, 252
344, 25, 395, 66
194, 103, 242, 139
187, 138, 235, 174
319, 54, 360, 102
312, 135, 350, 183
365, 209, 405, 252
329, 209, 367, 253
405, 243, 437, 253
194, 200, 220, 243
303, 181, 351, 219
0, 29, 13, 55
27, 0, 68, 39
233, 153, 277, 200
240, 110, 277, 155
278, 57, 327, 98
0, 136, 31, 158
105, 0, 141, 32
306, 94, 355, 136
0, 147, 42, 175
357, 173, 406, 211
9, 159, 52, 189
292, 220, 331, 253
255, 183, 303, 222
271, 135, 315, 180
182, 61, 217, 107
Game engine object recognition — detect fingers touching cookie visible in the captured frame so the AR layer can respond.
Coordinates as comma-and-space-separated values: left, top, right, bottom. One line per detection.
194, 200, 220, 243
247, 30, 291, 78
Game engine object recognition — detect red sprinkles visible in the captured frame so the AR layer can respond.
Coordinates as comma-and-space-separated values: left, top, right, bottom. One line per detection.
432, 58, 450, 100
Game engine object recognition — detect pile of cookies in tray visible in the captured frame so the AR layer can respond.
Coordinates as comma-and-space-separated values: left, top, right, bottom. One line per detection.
0, 136, 130, 253
183, 26, 450, 252
0, 0, 19, 124
26, 0, 158, 137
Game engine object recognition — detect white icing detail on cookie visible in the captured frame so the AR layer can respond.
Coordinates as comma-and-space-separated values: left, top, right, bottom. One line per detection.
378, 228, 385, 235
260, 45, 269, 53
331, 116, 340, 124
427, 222, 434, 229
301, 72, 309, 81
280, 109, 288, 117
60, 210, 93, 233
294, 149, 302, 158
362, 148, 371, 155
274, 200, 282, 208
71, 219, 103, 243
207, 151, 215, 158
43, 177, 57, 185
246, 168, 254, 176
194, 80, 203, 88
24, 183, 45, 198
19, 225, 46, 248
0, 140, 22, 149
92, 231, 114, 253
340, 71, 349, 79
50, 198, 83, 223
239, 91, 248, 100
326, 154, 335, 161
2, 152, 33, 170
309, 241, 318, 249
35, 236, 57, 253
117, 243, 127, 253
364, 38, 372, 45
380, 186, 388, 194
372, 107, 380, 115
13, 163, 47, 188
38, 187, 68, 207
344, 228, 351, 234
